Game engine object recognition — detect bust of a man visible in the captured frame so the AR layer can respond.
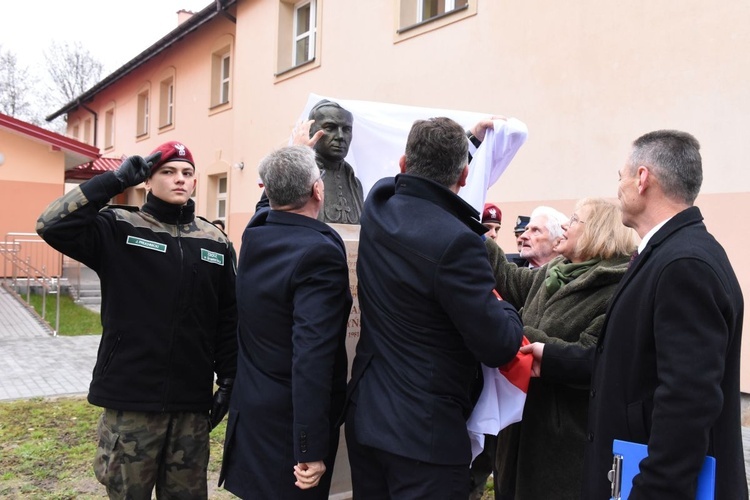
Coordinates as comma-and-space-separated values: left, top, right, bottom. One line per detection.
308, 100, 364, 224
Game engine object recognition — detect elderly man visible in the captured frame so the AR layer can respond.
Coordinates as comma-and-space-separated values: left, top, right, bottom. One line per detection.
517, 206, 568, 268
221, 145, 352, 499
345, 117, 523, 498
523, 130, 746, 499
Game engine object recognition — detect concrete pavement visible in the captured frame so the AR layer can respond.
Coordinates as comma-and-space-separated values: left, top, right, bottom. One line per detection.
0, 285, 99, 400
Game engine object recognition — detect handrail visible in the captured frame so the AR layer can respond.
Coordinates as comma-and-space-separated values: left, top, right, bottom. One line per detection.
0, 233, 64, 336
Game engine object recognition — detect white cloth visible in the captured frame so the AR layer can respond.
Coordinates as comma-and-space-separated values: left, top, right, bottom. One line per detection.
298, 93, 528, 214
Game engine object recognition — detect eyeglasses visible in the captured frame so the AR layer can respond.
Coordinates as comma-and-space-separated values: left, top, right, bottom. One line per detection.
569, 214, 585, 226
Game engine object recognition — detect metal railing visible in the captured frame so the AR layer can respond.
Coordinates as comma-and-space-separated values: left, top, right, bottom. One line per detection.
1, 232, 64, 336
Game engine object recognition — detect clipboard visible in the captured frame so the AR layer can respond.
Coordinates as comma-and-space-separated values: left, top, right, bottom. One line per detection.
609, 439, 716, 499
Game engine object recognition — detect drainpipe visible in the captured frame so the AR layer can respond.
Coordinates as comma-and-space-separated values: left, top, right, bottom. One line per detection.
80, 103, 98, 148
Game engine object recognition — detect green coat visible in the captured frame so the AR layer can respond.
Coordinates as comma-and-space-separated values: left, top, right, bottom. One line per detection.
486, 240, 628, 500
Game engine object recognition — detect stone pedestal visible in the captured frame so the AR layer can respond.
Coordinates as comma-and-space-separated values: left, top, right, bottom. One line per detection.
327, 223, 360, 500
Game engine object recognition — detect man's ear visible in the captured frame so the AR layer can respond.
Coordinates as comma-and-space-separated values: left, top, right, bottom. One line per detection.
399, 155, 407, 174
637, 165, 650, 195
457, 165, 469, 187
313, 179, 324, 202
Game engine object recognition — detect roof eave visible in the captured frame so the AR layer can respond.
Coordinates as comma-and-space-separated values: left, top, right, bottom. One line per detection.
46, 0, 237, 122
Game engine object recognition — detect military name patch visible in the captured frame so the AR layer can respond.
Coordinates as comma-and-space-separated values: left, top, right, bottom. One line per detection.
201, 248, 224, 266
126, 236, 167, 253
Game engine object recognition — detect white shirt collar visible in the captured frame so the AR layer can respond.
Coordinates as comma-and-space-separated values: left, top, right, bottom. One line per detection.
638, 217, 673, 254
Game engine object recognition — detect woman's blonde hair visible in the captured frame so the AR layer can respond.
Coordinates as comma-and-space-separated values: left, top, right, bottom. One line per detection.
575, 198, 638, 260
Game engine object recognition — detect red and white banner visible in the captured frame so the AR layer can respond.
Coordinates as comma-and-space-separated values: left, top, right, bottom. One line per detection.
467, 336, 532, 463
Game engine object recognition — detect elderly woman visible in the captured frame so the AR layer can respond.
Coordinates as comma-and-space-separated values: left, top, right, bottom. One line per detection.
486, 198, 637, 500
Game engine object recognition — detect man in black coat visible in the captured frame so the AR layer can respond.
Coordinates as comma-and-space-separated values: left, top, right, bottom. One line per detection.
525, 130, 746, 499
345, 117, 524, 498
220, 145, 352, 499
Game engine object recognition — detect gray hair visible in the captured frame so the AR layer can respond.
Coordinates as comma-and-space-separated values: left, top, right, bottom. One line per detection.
530, 205, 568, 240
629, 130, 702, 205
258, 146, 319, 210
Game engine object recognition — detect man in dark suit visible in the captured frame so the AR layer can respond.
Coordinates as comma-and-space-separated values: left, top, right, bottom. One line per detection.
524, 130, 746, 499
220, 145, 352, 499
345, 117, 524, 498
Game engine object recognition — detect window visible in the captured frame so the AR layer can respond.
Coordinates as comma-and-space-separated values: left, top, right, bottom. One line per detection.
137, 90, 149, 137
206, 173, 228, 222
160, 77, 174, 128
397, 0, 475, 37
82, 118, 92, 145
418, 0, 467, 22
221, 55, 230, 104
293, 0, 316, 66
275, 0, 321, 78
211, 43, 232, 109
104, 107, 115, 150
71, 123, 80, 140
216, 176, 228, 223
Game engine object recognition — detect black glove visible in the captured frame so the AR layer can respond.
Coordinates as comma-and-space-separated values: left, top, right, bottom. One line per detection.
113, 151, 162, 189
210, 378, 234, 430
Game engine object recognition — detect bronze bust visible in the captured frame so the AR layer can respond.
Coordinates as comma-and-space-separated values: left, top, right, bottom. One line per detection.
308, 100, 364, 224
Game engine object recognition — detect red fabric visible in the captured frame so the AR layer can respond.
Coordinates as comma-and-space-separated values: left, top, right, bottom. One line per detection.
499, 336, 531, 393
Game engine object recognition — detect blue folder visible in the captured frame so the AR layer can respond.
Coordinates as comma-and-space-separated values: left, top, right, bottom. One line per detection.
610, 439, 716, 499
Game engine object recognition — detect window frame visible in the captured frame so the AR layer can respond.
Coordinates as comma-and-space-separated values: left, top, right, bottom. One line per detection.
292, 0, 316, 67
156, 68, 176, 132
275, 0, 322, 81
136, 88, 150, 139
104, 104, 115, 150
210, 37, 234, 112
82, 117, 93, 145
220, 53, 231, 105
216, 175, 228, 223
395, 0, 475, 41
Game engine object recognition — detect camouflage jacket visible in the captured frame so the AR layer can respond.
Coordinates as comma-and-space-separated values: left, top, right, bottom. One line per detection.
37, 172, 237, 413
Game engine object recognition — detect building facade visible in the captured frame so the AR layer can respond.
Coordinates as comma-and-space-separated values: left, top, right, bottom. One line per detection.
47, 0, 750, 386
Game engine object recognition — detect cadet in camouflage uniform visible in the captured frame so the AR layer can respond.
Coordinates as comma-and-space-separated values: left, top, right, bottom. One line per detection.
37, 141, 238, 499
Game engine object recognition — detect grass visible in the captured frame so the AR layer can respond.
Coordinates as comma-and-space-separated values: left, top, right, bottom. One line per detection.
25, 292, 101, 336
0, 396, 234, 499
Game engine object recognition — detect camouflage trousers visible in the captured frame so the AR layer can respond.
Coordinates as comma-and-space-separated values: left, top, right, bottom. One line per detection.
94, 409, 210, 500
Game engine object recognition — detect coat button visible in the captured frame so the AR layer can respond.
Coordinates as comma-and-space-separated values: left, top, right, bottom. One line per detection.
587, 433, 594, 442
590, 389, 596, 398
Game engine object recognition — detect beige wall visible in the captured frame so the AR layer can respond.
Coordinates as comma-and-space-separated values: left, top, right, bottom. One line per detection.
0, 130, 66, 276
65, 15, 239, 230
229, 0, 750, 389
62, 0, 750, 389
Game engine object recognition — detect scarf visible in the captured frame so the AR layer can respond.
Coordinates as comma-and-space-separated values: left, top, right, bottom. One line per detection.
544, 258, 600, 295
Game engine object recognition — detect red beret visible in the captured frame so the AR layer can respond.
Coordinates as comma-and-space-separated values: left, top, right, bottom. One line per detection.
148, 141, 195, 174
482, 203, 502, 224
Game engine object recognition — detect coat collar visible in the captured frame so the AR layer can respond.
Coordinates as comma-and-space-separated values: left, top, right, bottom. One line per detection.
600, 205, 704, 341
141, 192, 195, 225
393, 174, 486, 236
250, 208, 347, 256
